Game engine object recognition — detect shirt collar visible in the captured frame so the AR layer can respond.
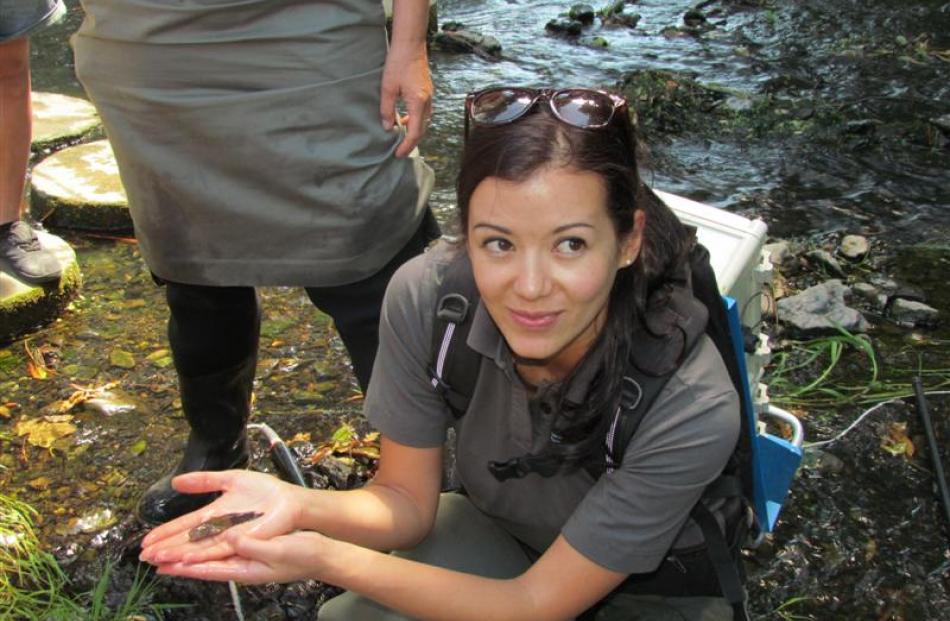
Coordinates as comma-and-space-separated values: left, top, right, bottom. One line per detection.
465, 298, 605, 404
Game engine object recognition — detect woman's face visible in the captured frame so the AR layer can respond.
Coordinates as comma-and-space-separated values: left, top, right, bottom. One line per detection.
466, 165, 643, 381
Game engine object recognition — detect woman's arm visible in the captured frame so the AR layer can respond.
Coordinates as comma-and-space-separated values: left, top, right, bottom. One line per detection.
296, 436, 443, 550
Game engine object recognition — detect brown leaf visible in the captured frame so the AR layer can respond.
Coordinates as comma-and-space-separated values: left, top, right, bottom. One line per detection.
15, 415, 77, 449
880, 422, 915, 458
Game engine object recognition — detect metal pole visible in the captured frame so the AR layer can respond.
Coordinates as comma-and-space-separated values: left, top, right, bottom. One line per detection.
913, 377, 950, 537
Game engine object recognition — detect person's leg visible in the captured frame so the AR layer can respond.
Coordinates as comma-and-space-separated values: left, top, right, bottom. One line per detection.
305, 210, 440, 391
318, 493, 532, 620
136, 281, 261, 525
0, 37, 60, 283
0, 37, 30, 225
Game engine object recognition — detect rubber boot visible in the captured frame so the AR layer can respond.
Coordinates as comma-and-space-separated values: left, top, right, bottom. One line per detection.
136, 354, 257, 525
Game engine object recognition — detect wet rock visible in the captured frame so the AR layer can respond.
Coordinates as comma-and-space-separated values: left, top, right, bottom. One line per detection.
569, 4, 596, 24
582, 35, 610, 48
806, 249, 846, 278
602, 12, 640, 28
683, 8, 707, 28
777, 279, 870, 335
545, 18, 584, 36
723, 95, 754, 112
801, 448, 845, 475
844, 119, 879, 135
432, 30, 502, 60
930, 113, 950, 135
892, 284, 926, 303
764, 240, 793, 268
851, 283, 886, 310
839, 234, 869, 261
889, 299, 938, 327
867, 274, 898, 296
441, 21, 465, 32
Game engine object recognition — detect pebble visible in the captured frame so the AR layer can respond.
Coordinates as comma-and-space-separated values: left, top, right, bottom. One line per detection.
839, 234, 869, 261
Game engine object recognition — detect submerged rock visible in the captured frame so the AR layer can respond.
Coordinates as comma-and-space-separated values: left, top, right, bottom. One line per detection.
545, 18, 584, 36
777, 279, 870, 335
432, 29, 502, 60
889, 298, 939, 327
568, 4, 596, 25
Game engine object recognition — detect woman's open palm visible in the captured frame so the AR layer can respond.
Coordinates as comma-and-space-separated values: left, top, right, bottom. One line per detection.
139, 470, 302, 566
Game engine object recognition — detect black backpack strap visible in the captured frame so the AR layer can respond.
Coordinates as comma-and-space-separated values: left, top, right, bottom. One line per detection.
428, 253, 482, 418
603, 370, 676, 473
691, 503, 750, 621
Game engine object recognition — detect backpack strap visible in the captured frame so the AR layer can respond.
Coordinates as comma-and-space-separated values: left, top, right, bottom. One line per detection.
428, 253, 482, 418
602, 369, 676, 473
691, 502, 750, 621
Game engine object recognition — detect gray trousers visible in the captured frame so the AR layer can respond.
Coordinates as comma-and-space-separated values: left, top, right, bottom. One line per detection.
317, 494, 733, 621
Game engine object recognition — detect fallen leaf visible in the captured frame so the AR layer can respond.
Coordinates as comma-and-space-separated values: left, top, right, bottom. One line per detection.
27, 360, 49, 380
129, 439, 147, 456
880, 422, 915, 458
15, 415, 77, 449
28, 476, 52, 491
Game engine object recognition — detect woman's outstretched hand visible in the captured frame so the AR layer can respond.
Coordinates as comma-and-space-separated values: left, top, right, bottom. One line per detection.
149, 529, 336, 585
138, 470, 302, 567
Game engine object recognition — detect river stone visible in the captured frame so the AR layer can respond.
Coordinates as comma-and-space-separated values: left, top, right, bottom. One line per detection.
806, 249, 845, 278
582, 35, 609, 48
30, 92, 100, 154
545, 18, 583, 36
0, 230, 82, 343
431, 30, 502, 59
839, 234, 869, 261
889, 299, 938, 327
777, 279, 870, 335
931, 113, 950, 134
602, 12, 640, 28
683, 8, 707, 27
851, 283, 886, 309
29, 140, 131, 231
764, 241, 792, 268
569, 4, 596, 24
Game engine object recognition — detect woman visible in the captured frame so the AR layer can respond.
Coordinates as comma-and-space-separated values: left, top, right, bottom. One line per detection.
139, 87, 740, 620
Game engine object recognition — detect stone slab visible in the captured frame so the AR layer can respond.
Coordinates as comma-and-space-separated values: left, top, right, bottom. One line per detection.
31, 91, 101, 153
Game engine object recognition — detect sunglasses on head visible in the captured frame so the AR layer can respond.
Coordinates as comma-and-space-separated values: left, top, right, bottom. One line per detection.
464, 87, 628, 138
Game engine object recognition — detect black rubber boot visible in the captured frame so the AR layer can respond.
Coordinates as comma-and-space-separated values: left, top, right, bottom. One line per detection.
136, 354, 257, 525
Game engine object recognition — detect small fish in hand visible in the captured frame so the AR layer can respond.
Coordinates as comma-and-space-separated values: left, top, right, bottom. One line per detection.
188, 511, 264, 542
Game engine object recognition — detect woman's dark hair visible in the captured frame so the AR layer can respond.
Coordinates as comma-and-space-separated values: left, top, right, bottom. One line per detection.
457, 99, 693, 473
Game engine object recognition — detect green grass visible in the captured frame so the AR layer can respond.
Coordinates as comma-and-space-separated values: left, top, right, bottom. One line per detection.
0, 493, 182, 620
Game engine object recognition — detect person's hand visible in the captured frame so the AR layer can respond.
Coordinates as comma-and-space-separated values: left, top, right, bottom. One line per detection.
380, 43, 433, 158
139, 470, 302, 566
151, 529, 337, 585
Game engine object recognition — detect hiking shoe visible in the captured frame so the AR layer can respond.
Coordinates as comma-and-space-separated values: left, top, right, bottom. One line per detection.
0, 221, 62, 284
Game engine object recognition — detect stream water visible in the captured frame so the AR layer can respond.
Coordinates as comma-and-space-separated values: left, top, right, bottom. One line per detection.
5, 0, 950, 619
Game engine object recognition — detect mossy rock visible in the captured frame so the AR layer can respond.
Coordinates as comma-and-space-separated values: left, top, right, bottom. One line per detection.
0, 231, 82, 343
30, 92, 101, 154
29, 140, 131, 232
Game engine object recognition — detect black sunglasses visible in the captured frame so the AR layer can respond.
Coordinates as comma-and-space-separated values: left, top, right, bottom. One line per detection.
464, 87, 628, 138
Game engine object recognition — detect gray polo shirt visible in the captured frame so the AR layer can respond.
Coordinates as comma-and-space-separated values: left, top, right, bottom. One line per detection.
365, 242, 739, 574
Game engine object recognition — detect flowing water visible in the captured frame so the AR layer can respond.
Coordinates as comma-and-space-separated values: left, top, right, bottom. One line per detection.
6, 0, 950, 618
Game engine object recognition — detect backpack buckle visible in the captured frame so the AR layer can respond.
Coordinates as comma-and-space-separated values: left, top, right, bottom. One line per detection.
619, 376, 643, 412
436, 293, 471, 324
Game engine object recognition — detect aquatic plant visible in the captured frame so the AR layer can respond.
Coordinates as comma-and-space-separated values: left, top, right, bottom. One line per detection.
764, 328, 950, 408
0, 493, 179, 620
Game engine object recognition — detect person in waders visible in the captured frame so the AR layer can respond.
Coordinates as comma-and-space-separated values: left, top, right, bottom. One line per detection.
0, 0, 66, 284
71, 0, 439, 525
139, 87, 742, 620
